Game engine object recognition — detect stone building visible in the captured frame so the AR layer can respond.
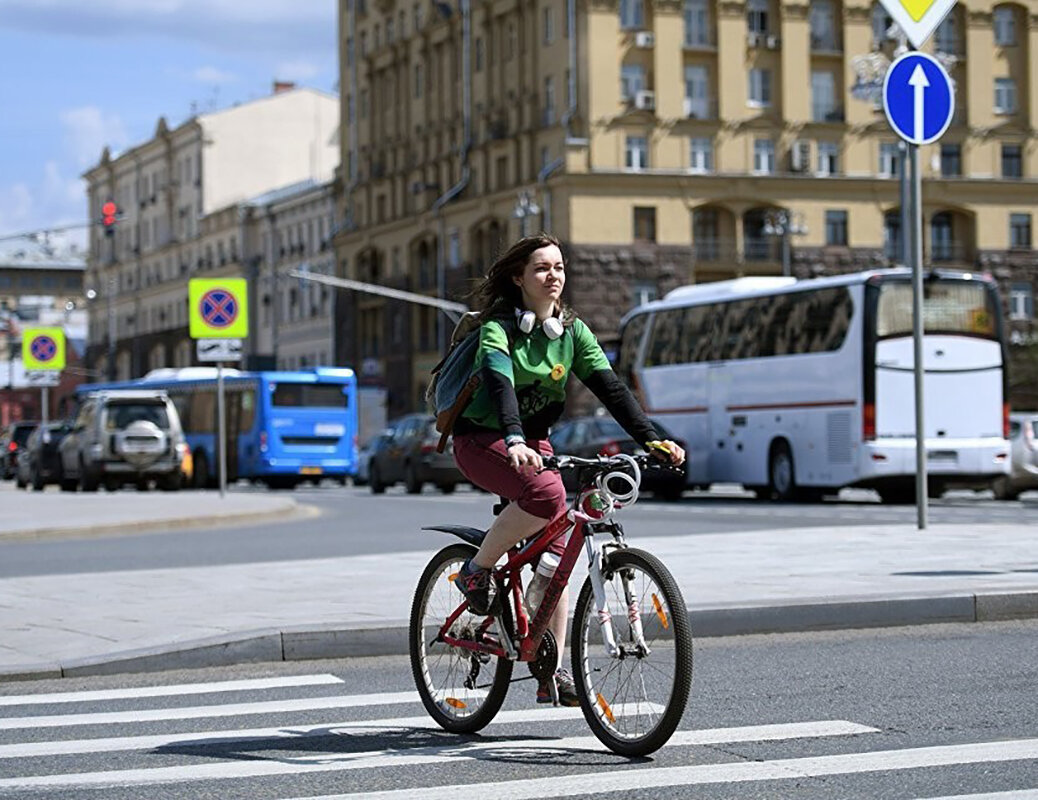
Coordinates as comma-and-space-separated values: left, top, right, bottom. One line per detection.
82, 84, 339, 379
333, 0, 1036, 418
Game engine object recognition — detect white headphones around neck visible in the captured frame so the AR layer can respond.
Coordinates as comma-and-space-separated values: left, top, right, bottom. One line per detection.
516, 307, 564, 340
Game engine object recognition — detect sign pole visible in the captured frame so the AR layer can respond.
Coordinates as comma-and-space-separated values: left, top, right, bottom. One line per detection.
909, 143, 928, 529
41, 386, 49, 435
217, 361, 226, 498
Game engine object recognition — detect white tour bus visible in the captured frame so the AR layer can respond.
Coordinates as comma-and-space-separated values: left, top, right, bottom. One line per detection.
616, 268, 1010, 502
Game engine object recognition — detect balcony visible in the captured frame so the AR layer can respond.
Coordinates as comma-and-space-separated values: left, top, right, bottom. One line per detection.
683, 30, 715, 49
744, 237, 783, 262
683, 96, 718, 120
930, 242, 973, 264
810, 34, 841, 53
693, 238, 738, 263
812, 105, 845, 123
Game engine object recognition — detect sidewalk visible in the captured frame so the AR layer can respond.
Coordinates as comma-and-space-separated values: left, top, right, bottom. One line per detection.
1, 501, 1036, 681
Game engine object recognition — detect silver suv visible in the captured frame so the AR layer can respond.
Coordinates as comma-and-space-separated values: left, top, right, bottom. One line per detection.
59, 390, 188, 492
992, 412, 1038, 500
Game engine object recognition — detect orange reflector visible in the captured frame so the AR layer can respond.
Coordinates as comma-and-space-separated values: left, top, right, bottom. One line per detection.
445, 697, 467, 709
596, 693, 616, 724
448, 572, 459, 582
652, 593, 669, 629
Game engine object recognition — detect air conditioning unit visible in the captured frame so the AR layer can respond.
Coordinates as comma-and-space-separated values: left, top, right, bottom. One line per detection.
634, 90, 656, 111
790, 140, 811, 172
766, 35, 781, 49
634, 31, 656, 48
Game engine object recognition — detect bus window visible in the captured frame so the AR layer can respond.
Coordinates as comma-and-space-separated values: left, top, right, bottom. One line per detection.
877, 281, 997, 339
616, 313, 648, 385
188, 389, 216, 434
240, 389, 256, 431
645, 309, 684, 366
272, 384, 349, 408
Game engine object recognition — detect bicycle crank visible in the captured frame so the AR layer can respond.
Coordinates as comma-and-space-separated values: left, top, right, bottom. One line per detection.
526, 630, 558, 683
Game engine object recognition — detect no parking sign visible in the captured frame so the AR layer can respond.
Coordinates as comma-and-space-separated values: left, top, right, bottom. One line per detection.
22, 327, 66, 371
189, 279, 249, 339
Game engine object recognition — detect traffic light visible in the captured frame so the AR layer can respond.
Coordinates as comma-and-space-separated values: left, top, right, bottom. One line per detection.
101, 201, 118, 237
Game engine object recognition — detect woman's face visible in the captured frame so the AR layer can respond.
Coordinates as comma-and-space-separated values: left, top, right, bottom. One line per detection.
513, 244, 565, 310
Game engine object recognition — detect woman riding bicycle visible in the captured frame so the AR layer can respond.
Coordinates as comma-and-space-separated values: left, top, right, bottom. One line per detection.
450, 233, 685, 706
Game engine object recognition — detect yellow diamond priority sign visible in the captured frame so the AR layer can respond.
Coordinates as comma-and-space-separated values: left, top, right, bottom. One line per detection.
189, 278, 249, 339
22, 327, 66, 371
878, 0, 957, 48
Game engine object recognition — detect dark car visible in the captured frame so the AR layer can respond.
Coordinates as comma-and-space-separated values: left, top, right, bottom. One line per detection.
368, 413, 465, 494
16, 422, 72, 490
549, 415, 687, 501
1, 421, 38, 481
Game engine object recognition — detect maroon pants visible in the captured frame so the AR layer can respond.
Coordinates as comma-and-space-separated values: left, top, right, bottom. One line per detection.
453, 432, 568, 557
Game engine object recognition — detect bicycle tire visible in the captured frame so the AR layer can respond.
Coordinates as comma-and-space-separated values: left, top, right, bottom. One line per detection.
409, 543, 513, 733
571, 547, 693, 757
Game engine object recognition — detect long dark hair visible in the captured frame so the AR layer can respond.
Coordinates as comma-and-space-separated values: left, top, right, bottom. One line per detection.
470, 233, 573, 323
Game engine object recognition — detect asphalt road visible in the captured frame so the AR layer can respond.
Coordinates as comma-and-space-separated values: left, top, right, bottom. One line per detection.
1, 481, 1037, 578
0, 621, 1034, 799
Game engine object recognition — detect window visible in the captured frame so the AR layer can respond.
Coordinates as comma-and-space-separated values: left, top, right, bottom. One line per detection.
940, 144, 961, 177
684, 65, 709, 118
1010, 213, 1032, 249
1009, 283, 1034, 320
414, 63, 423, 98
934, 15, 958, 53
753, 139, 775, 174
811, 71, 836, 121
1002, 144, 1022, 178
879, 142, 901, 177
825, 210, 848, 246
690, 137, 713, 173
448, 229, 461, 267
684, 0, 710, 46
884, 212, 902, 261
544, 76, 556, 124
748, 68, 771, 106
809, 0, 836, 49
619, 0, 644, 29
747, 0, 768, 34
475, 37, 484, 71
817, 141, 839, 175
540, 146, 551, 170
871, 3, 893, 44
994, 78, 1017, 114
625, 136, 649, 170
543, 5, 555, 44
633, 206, 657, 242
993, 6, 1015, 45
931, 213, 954, 261
632, 280, 657, 307
495, 155, 509, 189
621, 64, 645, 100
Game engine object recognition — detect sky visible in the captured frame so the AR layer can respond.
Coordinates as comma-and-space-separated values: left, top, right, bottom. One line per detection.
0, 0, 338, 249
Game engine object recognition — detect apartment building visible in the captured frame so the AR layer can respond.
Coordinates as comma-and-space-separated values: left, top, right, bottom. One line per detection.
334, 0, 1036, 416
82, 85, 339, 380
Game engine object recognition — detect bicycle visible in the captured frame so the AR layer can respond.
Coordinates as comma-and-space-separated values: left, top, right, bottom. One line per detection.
409, 452, 693, 757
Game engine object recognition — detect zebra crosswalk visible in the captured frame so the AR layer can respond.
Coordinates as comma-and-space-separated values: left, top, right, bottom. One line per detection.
0, 671, 1034, 799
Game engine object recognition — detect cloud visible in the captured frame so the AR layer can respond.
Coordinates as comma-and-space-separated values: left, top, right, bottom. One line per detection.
59, 106, 129, 169
275, 59, 322, 83
0, 162, 85, 238
193, 65, 237, 84
0, 182, 34, 235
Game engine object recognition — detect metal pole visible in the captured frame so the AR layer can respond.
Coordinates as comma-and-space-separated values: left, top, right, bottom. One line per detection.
909, 143, 927, 529
107, 275, 116, 381
41, 385, 49, 433
898, 141, 909, 265
217, 361, 226, 498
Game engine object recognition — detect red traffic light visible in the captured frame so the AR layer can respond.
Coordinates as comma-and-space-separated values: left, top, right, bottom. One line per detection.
101, 201, 118, 233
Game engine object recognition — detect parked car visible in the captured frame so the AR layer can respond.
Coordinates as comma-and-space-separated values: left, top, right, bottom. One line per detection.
16, 421, 72, 490
368, 413, 464, 494
992, 412, 1038, 500
1, 421, 38, 481
353, 431, 390, 486
58, 390, 189, 492
548, 415, 688, 501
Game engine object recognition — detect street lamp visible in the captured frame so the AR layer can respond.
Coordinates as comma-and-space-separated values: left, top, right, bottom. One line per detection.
762, 209, 808, 278
513, 190, 541, 238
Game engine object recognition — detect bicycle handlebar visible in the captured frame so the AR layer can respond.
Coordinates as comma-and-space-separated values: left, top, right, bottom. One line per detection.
541, 452, 682, 474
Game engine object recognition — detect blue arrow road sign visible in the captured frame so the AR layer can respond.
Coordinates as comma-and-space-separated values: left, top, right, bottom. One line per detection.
883, 52, 954, 146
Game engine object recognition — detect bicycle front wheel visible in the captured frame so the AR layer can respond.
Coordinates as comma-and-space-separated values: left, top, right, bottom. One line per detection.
572, 547, 693, 756
409, 543, 513, 733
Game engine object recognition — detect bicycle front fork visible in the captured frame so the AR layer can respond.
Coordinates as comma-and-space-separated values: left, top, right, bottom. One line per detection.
584, 536, 649, 658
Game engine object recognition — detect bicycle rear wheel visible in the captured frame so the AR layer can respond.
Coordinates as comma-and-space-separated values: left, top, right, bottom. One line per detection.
572, 547, 693, 756
409, 543, 514, 733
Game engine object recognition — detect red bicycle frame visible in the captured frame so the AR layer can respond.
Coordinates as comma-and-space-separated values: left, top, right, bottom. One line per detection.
438, 505, 596, 662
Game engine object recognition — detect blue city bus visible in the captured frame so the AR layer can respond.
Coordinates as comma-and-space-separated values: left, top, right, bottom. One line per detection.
74, 367, 358, 488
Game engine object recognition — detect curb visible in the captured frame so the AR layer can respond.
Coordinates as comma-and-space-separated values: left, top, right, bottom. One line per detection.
2, 590, 1036, 684
0, 499, 311, 542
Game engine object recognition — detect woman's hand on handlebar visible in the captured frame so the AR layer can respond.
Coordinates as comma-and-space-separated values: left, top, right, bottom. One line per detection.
507, 442, 543, 473
647, 439, 686, 466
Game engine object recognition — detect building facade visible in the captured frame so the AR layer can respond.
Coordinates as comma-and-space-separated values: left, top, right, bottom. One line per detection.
334, 0, 1037, 418
82, 85, 339, 380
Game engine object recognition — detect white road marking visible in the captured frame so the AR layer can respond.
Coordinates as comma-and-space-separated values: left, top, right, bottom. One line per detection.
0, 674, 344, 707
288, 739, 1038, 800
0, 720, 876, 790
916, 792, 1038, 800
0, 690, 423, 731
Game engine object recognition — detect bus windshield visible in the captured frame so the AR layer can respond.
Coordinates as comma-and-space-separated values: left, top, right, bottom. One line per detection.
876, 280, 998, 339
271, 383, 349, 409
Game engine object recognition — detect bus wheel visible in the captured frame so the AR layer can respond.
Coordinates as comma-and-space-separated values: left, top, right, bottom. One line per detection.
193, 452, 210, 489
768, 441, 796, 502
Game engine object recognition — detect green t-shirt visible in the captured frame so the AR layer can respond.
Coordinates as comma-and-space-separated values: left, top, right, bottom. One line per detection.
461, 316, 611, 435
